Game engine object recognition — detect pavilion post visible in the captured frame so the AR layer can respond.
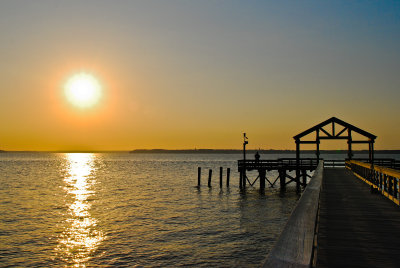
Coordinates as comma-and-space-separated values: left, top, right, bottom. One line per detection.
347, 129, 353, 160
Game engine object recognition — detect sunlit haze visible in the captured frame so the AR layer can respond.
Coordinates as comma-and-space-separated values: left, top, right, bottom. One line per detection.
0, 1, 399, 151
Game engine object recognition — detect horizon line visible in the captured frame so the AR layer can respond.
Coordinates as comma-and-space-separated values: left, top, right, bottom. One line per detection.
1, 149, 400, 153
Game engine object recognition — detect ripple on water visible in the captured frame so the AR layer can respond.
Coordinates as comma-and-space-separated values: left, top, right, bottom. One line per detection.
0, 152, 318, 267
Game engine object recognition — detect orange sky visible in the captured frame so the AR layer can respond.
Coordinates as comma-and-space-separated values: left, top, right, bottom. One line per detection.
1, 1, 399, 151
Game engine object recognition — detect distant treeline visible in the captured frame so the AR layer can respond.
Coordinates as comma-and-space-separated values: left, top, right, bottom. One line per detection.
130, 149, 400, 154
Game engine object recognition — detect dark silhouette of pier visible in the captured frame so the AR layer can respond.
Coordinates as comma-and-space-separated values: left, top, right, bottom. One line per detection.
248, 117, 400, 267
238, 117, 379, 192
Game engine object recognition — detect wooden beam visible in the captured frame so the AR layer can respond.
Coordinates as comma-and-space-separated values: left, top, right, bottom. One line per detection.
350, 140, 371, 144
319, 136, 349, 140
336, 127, 348, 137
299, 141, 318, 144
320, 127, 332, 137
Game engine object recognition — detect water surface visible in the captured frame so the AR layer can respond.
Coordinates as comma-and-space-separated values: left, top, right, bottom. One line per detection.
2, 152, 376, 267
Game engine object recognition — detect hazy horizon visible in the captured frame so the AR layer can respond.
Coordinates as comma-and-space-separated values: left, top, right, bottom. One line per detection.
2, 148, 400, 153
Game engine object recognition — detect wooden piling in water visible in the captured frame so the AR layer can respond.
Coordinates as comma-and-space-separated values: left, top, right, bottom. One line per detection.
208, 169, 212, 187
219, 167, 223, 188
198, 167, 201, 186
296, 173, 301, 192
279, 169, 286, 191
302, 169, 307, 186
260, 169, 266, 190
239, 171, 243, 189
243, 170, 246, 188
227, 168, 230, 187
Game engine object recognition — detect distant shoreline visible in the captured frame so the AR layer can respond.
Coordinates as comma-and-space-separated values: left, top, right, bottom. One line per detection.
129, 149, 400, 154
1, 149, 400, 154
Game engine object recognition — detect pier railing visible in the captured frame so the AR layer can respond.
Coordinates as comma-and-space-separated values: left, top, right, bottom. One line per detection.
262, 160, 323, 267
350, 158, 400, 170
238, 158, 399, 172
323, 160, 345, 168
346, 160, 400, 205
237, 158, 319, 171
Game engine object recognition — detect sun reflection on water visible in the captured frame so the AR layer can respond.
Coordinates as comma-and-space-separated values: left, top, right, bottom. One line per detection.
55, 153, 105, 267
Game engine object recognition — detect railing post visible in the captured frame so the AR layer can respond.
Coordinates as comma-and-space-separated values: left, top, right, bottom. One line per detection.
384, 174, 388, 192
348, 160, 400, 205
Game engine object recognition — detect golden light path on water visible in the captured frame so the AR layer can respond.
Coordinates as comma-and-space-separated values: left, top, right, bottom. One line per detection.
55, 153, 105, 267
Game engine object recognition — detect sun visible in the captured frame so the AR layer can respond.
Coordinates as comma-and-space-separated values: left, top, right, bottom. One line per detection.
64, 73, 102, 108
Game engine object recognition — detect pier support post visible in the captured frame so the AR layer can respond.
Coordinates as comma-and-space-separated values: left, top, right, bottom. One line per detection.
208, 169, 212, 187
198, 167, 201, 186
219, 167, 223, 188
227, 168, 230, 187
296, 140, 301, 193
243, 170, 246, 188
259, 169, 266, 190
239, 170, 243, 189
279, 169, 286, 191
296, 177, 301, 192
302, 169, 307, 186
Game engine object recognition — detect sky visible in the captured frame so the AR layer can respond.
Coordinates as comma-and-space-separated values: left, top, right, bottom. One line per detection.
0, 0, 399, 151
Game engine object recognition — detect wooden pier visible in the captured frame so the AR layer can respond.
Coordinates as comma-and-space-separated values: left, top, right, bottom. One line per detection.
263, 161, 400, 267
237, 117, 381, 192
238, 158, 318, 191
258, 117, 400, 267
193, 117, 400, 266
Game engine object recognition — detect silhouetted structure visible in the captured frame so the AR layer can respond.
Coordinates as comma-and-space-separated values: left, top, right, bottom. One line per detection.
293, 117, 377, 191
293, 116, 376, 163
238, 117, 378, 191
259, 119, 400, 267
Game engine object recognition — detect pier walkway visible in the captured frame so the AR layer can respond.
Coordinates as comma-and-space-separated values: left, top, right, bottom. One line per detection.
317, 168, 400, 267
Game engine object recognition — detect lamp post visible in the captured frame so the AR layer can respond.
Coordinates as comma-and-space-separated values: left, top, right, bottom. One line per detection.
242, 133, 248, 188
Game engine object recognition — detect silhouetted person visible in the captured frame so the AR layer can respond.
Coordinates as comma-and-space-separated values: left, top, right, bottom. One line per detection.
255, 151, 260, 163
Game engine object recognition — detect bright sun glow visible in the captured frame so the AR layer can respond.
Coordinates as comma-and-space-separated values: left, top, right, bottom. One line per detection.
64, 73, 102, 108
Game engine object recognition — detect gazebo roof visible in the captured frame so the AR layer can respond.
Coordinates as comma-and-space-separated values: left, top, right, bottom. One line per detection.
293, 117, 376, 140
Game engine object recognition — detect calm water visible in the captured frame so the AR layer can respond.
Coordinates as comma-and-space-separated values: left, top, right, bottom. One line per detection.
1, 152, 394, 267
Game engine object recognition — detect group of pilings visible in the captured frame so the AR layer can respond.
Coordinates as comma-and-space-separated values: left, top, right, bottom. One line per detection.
198, 166, 311, 191
239, 168, 310, 191
197, 167, 231, 188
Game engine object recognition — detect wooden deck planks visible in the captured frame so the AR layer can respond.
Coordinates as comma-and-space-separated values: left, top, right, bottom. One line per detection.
317, 168, 400, 268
